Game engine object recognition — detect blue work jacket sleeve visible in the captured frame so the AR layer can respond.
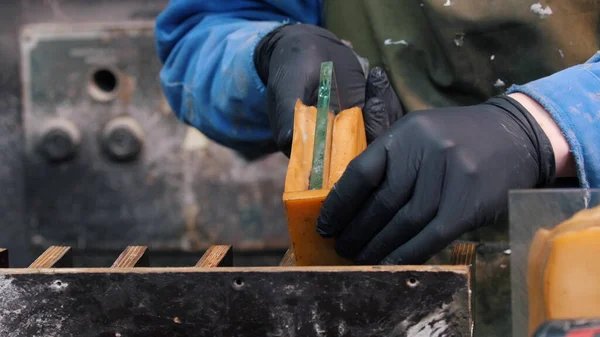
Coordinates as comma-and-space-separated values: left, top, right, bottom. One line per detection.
155, 1, 322, 159
507, 52, 600, 188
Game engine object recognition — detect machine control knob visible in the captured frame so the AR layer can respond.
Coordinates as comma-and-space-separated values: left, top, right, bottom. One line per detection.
101, 116, 144, 161
37, 119, 81, 163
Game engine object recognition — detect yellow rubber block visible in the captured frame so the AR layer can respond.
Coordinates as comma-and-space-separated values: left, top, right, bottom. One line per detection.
283, 100, 366, 266
328, 107, 366, 188
527, 206, 600, 335
527, 228, 551, 335
544, 227, 600, 320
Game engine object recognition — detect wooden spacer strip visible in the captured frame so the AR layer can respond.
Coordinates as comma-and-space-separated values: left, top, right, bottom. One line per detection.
279, 248, 296, 266
29, 246, 72, 268
111, 246, 149, 268
451, 242, 476, 266
195, 245, 233, 267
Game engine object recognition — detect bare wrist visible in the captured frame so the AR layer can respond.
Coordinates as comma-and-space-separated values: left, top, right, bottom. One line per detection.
508, 93, 576, 177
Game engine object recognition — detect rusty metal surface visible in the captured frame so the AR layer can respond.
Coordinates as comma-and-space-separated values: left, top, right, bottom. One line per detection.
0, 264, 473, 337
0, 1, 29, 268
20, 21, 290, 254
0, 0, 173, 268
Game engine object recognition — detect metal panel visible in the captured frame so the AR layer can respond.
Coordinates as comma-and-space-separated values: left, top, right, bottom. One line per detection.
0, 0, 171, 268
0, 265, 472, 337
0, 1, 29, 268
21, 21, 289, 254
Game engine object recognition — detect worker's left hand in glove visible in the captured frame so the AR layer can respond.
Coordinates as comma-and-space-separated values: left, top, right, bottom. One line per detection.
254, 24, 402, 155
316, 96, 556, 265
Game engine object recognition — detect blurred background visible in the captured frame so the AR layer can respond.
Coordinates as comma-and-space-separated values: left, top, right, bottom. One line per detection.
0, 0, 290, 267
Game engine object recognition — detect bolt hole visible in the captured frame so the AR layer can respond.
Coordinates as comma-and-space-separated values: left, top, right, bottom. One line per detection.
55, 281, 62, 286
406, 277, 419, 288
93, 69, 117, 92
88, 68, 119, 102
232, 277, 244, 290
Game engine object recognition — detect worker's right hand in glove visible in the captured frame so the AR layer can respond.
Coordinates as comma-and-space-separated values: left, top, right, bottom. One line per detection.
254, 24, 402, 155
316, 96, 556, 265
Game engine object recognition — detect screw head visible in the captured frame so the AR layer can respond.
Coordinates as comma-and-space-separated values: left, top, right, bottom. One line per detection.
101, 116, 144, 162
37, 119, 80, 163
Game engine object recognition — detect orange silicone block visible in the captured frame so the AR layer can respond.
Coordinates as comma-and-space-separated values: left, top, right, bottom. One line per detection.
527, 206, 600, 335
545, 227, 600, 320
283, 100, 366, 266
328, 107, 367, 188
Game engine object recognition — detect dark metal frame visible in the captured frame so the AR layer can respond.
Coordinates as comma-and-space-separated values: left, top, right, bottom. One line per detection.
0, 244, 474, 336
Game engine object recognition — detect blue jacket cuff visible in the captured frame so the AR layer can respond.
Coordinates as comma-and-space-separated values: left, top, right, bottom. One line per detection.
507, 52, 600, 188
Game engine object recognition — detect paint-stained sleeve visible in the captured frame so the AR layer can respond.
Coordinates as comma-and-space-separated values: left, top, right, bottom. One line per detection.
155, 1, 322, 159
507, 52, 600, 188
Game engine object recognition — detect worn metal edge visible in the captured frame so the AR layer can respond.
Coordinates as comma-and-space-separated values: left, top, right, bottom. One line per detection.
20, 20, 156, 41
0, 265, 469, 275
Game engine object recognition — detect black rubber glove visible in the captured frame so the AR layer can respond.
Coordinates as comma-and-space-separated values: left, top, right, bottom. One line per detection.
363, 67, 404, 143
316, 96, 555, 265
255, 24, 400, 154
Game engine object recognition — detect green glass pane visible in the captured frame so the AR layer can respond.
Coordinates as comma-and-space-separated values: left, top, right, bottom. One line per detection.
308, 61, 333, 190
